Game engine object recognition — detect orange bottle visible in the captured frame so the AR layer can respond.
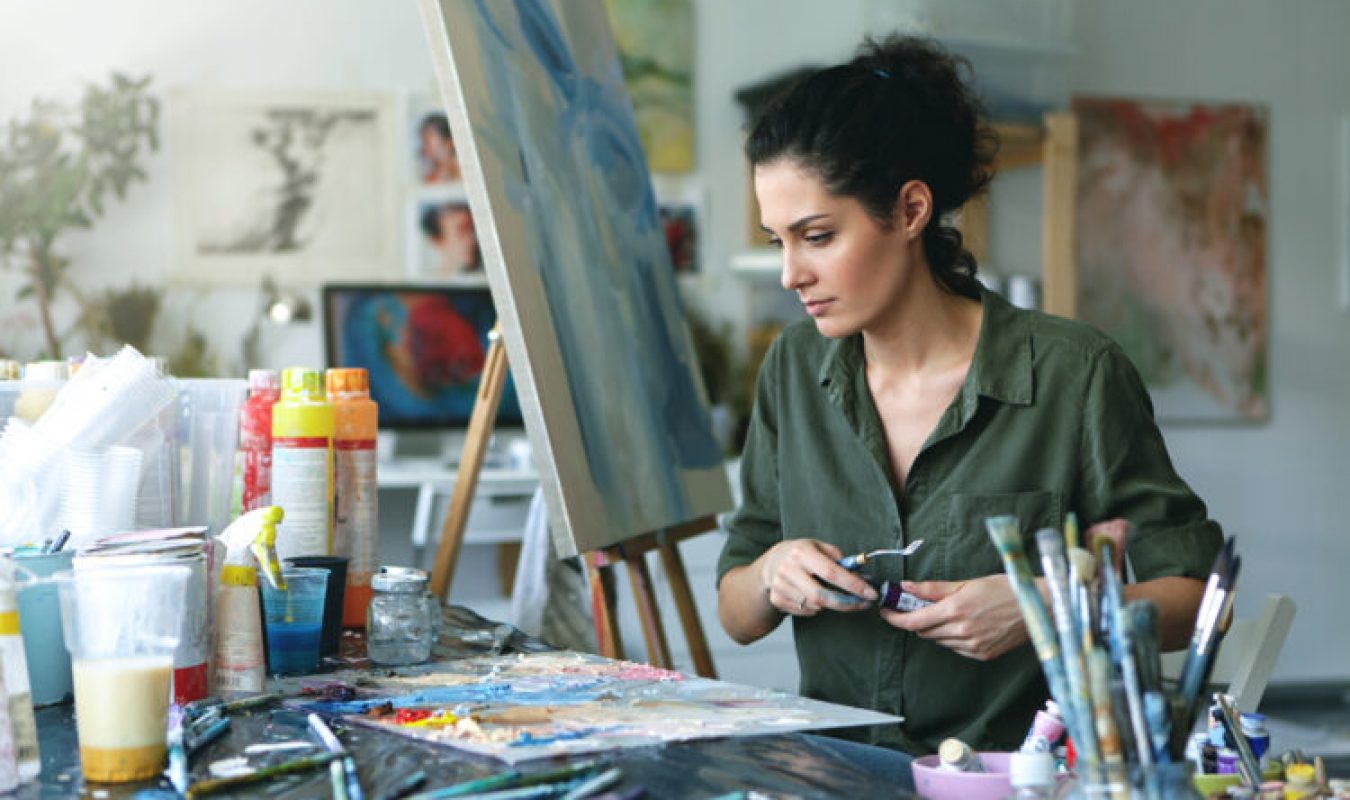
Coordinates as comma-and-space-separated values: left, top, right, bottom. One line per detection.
327, 368, 379, 628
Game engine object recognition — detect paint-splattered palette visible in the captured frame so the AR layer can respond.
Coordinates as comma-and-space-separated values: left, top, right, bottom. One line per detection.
291, 652, 899, 763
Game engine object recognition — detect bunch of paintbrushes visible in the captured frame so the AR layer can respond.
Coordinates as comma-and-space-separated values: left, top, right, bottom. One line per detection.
986, 514, 1241, 793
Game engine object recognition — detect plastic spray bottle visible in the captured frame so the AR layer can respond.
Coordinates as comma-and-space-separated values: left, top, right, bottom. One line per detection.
238, 369, 280, 513
270, 368, 334, 561
0, 557, 39, 780
212, 506, 285, 695
327, 368, 379, 628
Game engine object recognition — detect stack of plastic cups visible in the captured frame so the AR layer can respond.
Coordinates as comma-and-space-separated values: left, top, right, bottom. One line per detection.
60, 447, 143, 543
177, 379, 248, 535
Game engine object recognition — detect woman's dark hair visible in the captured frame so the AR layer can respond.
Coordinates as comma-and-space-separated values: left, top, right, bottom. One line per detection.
746, 35, 998, 297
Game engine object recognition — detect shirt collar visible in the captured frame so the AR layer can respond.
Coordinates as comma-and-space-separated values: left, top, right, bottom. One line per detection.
815, 285, 1033, 408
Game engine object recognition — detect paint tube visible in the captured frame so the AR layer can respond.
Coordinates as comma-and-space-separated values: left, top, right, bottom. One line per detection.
875, 581, 933, 612
1020, 699, 1066, 753
0, 651, 18, 792
0, 557, 39, 780
938, 737, 985, 772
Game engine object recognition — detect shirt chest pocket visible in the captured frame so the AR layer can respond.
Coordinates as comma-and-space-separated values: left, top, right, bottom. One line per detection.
942, 490, 1063, 581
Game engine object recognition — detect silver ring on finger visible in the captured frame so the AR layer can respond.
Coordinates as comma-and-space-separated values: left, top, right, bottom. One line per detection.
798, 596, 806, 611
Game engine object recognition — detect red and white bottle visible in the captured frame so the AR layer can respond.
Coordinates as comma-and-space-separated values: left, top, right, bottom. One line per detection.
239, 369, 280, 513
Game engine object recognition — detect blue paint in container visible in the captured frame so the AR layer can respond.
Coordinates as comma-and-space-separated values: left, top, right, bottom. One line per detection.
259, 567, 327, 675
265, 622, 323, 675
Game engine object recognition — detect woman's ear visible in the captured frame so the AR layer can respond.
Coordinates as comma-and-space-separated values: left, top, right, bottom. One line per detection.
895, 180, 933, 240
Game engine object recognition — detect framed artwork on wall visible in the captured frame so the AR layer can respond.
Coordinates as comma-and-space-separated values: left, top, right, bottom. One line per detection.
1073, 95, 1269, 422
170, 90, 400, 285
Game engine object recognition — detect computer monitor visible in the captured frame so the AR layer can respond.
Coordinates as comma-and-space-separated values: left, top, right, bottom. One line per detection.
322, 283, 524, 431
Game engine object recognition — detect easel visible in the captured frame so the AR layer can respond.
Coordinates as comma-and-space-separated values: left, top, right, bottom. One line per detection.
427, 324, 720, 679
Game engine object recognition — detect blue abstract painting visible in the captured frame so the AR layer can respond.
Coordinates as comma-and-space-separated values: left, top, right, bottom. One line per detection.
420, 0, 730, 555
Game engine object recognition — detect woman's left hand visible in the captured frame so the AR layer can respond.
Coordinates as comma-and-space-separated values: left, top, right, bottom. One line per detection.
879, 575, 1028, 661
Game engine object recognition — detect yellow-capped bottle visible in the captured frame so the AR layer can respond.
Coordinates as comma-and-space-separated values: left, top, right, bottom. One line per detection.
270, 368, 334, 561
326, 368, 379, 628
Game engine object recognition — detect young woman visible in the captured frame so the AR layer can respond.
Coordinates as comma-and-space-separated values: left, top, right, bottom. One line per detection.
716, 35, 1222, 762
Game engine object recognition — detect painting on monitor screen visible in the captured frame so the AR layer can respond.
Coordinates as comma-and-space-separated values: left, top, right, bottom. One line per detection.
322, 283, 522, 429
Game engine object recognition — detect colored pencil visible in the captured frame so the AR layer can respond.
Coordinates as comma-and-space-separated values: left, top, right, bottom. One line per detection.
414, 760, 603, 799
184, 751, 342, 799
377, 770, 428, 800
559, 767, 623, 800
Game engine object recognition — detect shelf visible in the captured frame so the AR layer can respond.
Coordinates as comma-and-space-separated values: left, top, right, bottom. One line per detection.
730, 249, 781, 280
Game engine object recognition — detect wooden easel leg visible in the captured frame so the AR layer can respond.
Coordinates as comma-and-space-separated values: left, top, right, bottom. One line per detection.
625, 551, 673, 669
658, 541, 718, 679
585, 554, 624, 660
429, 325, 509, 599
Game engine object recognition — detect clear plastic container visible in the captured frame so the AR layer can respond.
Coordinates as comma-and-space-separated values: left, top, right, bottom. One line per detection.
367, 567, 434, 666
1061, 762, 1202, 799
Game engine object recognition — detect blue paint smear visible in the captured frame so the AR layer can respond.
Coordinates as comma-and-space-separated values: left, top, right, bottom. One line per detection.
297, 677, 610, 716
460, 0, 723, 537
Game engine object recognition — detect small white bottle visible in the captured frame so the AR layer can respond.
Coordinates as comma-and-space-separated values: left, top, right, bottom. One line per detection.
0, 557, 39, 780
1009, 751, 1057, 799
0, 656, 18, 792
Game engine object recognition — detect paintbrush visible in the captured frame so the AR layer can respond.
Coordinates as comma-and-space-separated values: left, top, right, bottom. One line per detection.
308, 712, 364, 800
985, 517, 1090, 779
1036, 526, 1101, 778
184, 751, 342, 799
47, 528, 71, 554
1098, 537, 1153, 770
1171, 538, 1240, 757
1086, 647, 1127, 789
836, 539, 924, 570
1215, 693, 1261, 787
559, 767, 623, 800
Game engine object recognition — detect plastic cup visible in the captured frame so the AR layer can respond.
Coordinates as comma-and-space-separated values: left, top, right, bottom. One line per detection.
260, 567, 328, 675
55, 564, 190, 783
14, 550, 76, 706
177, 378, 246, 535
284, 556, 348, 658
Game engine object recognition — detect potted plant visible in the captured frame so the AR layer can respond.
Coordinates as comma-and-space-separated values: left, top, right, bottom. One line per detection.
0, 72, 159, 359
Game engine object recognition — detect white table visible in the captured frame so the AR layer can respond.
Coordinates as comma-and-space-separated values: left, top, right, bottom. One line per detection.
376, 457, 539, 567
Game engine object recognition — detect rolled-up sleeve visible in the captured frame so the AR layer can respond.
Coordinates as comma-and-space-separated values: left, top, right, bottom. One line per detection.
717, 340, 785, 587
1078, 344, 1223, 581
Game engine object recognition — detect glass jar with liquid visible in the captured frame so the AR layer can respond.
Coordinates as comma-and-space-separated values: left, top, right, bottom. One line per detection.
366, 567, 434, 666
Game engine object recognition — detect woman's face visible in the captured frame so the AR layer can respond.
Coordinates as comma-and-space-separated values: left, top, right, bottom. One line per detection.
754, 158, 916, 339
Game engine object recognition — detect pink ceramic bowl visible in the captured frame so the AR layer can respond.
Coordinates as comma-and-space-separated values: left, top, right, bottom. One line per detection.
911, 751, 1013, 800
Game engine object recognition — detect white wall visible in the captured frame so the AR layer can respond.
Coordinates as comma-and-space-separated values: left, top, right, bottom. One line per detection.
1068, 0, 1350, 684
3, 0, 1348, 684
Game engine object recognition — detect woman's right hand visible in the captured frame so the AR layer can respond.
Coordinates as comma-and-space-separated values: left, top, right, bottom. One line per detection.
758, 538, 879, 617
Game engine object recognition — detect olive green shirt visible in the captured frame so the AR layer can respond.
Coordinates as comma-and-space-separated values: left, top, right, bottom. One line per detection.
716, 288, 1222, 754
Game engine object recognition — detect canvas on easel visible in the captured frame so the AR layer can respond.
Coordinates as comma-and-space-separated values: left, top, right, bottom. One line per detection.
418, 0, 732, 675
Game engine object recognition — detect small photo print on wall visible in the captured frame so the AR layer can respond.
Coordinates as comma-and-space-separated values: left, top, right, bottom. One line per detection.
410, 98, 462, 185
410, 196, 483, 279
659, 204, 699, 274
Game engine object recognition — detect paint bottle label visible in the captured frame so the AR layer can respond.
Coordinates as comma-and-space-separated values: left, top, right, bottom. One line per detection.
0, 655, 18, 793
272, 439, 333, 560
271, 368, 334, 562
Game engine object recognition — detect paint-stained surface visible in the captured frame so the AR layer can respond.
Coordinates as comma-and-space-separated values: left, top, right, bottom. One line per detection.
421, 0, 730, 555
1074, 96, 1268, 421
293, 651, 898, 763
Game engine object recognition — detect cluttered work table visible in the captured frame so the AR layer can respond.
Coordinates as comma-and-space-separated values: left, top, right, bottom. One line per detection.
27, 605, 912, 800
